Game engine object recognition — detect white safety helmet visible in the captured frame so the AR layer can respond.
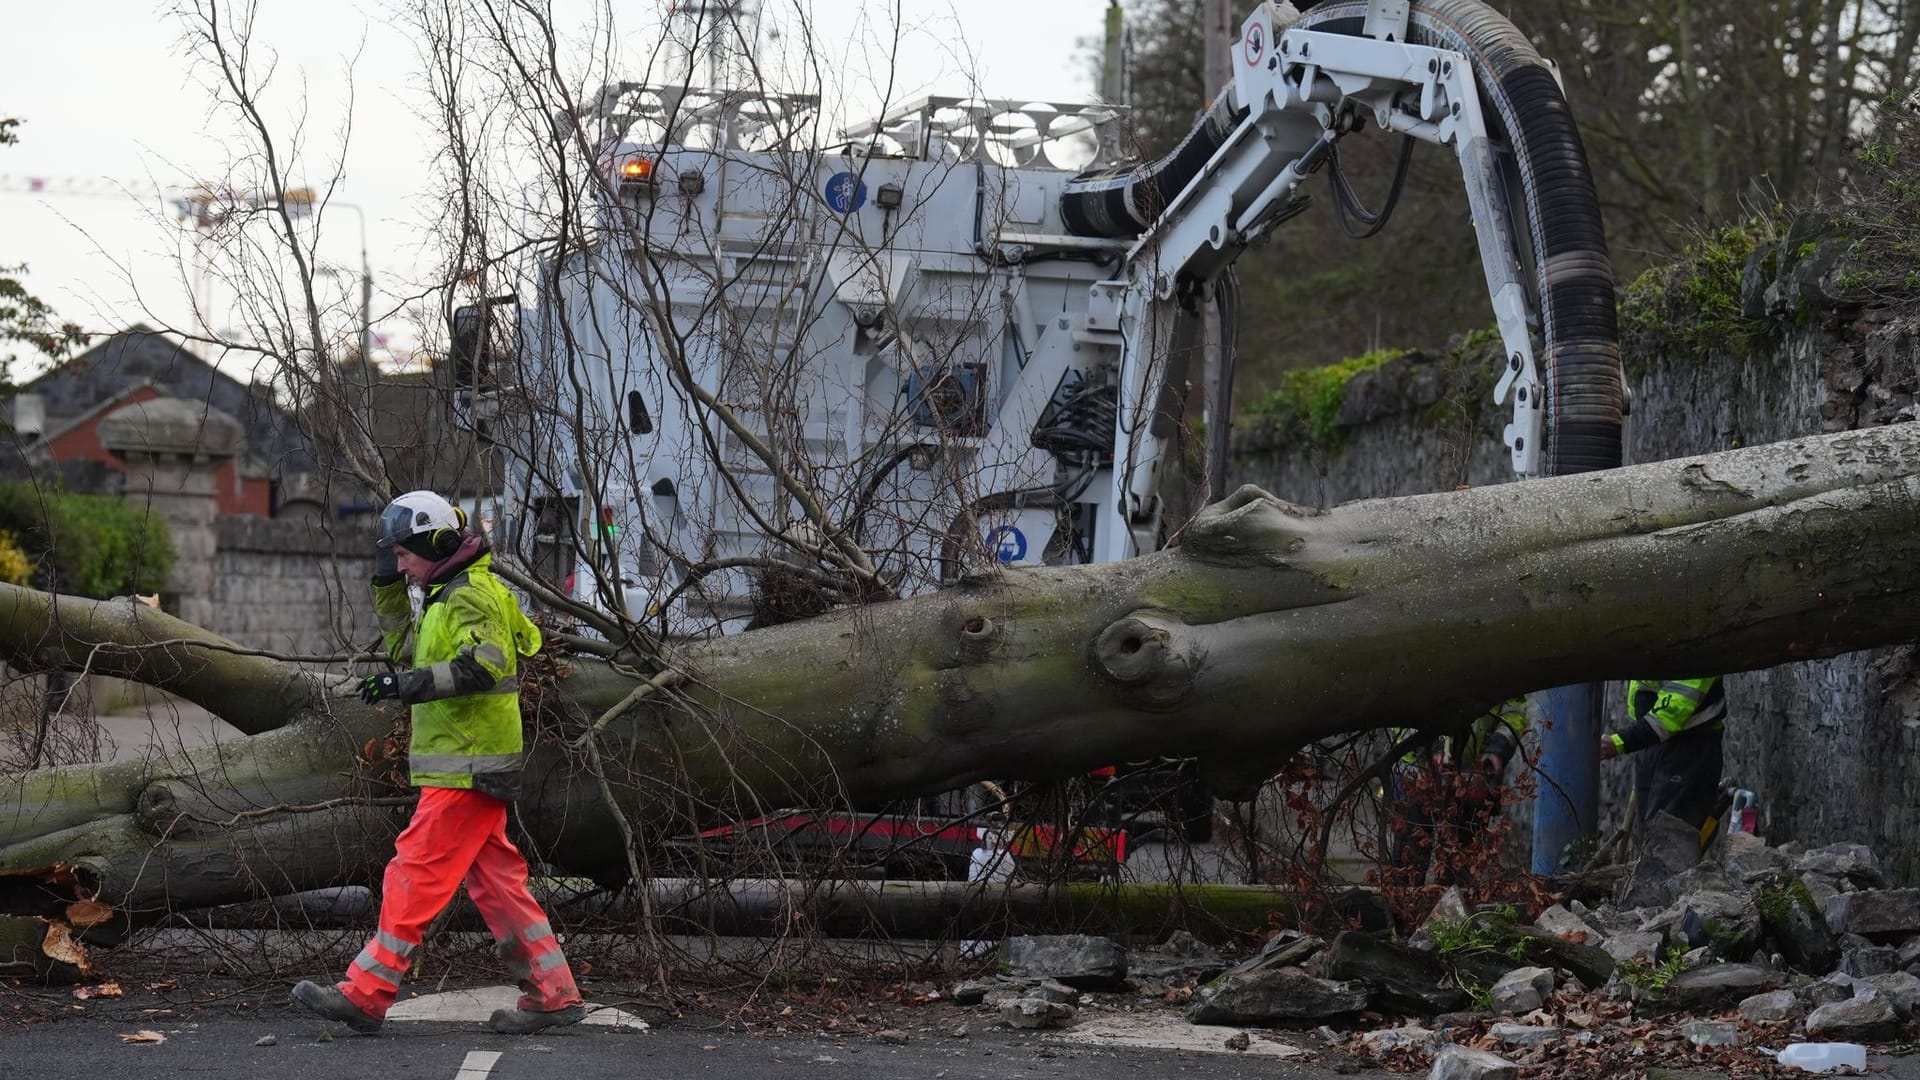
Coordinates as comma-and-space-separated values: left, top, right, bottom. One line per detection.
377, 490, 467, 558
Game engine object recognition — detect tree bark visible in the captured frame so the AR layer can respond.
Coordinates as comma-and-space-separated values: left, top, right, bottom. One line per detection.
184, 878, 1325, 941
3, 423, 1920, 919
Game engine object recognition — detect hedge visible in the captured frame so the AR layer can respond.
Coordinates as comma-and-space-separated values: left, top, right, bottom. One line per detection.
0, 482, 173, 598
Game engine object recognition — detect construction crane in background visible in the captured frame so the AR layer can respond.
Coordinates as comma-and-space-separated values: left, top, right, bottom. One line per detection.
0, 174, 314, 225
0, 175, 374, 365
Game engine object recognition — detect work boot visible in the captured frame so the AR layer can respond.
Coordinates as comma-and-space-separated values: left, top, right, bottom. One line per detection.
487, 1003, 585, 1034
291, 980, 383, 1034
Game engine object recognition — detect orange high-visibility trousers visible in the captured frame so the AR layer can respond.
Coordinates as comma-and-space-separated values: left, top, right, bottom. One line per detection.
338, 787, 581, 1018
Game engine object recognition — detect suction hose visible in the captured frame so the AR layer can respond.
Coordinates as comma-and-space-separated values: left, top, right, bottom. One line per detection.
1058, 93, 1244, 238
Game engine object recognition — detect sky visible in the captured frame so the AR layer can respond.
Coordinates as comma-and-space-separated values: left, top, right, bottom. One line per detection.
1, 0, 1112, 378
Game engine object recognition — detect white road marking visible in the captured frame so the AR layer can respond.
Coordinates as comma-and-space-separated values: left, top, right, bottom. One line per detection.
454, 1050, 503, 1080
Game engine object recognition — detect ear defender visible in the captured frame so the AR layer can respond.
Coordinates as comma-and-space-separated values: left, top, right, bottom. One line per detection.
431, 508, 467, 558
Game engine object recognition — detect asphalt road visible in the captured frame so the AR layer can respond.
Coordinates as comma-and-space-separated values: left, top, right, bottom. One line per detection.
0, 1009, 1396, 1080
16, 983, 1920, 1080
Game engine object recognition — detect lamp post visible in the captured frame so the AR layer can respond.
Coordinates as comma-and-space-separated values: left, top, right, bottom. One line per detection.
329, 201, 372, 368
318, 200, 374, 436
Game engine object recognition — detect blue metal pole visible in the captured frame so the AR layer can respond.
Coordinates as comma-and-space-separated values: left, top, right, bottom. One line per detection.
1530, 682, 1604, 874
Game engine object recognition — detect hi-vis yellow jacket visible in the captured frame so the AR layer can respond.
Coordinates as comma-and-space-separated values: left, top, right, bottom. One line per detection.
373, 550, 542, 790
1608, 677, 1726, 755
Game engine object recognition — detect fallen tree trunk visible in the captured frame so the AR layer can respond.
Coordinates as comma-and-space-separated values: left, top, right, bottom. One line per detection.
4, 423, 1920, 920
179, 878, 1332, 942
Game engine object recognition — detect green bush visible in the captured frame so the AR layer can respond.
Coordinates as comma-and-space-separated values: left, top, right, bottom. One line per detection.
1619, 219, 1783, 364
0, 482, 173, 598
1243, 346, 1411, 449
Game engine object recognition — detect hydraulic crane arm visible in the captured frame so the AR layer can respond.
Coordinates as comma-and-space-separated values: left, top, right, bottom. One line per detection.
1059, 0, 1621, 540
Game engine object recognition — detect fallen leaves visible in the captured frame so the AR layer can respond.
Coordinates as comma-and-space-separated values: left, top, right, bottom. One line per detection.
119, 1030, 166, 1044
72, 982, 122, 1000
39, 921, 90, 974
1341, 989, 1817, 1079
65, 900, 114, 928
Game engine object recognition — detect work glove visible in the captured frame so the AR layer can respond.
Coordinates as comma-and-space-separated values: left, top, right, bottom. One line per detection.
359, 672, 402, 704
372, 543, 402, 586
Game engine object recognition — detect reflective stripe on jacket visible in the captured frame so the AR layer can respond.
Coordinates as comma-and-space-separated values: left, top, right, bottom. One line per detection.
373, 551, 543, 789
1611, 677, 1726, 755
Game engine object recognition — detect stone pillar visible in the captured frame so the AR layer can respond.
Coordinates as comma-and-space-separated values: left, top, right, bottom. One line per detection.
97, 398, 246, 629
276, 470, 329, 524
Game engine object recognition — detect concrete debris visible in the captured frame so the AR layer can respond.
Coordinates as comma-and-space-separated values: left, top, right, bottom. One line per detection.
1427, 1043, 1517, 1080
1000, 997, 1075, 1029
1736, 989, 1800, 1023
1864, 970, 1920, 1018
1619, 811, 1711, 910
1825, 887, 1920, 937
1487, 1021, 1564, 1049
1805, 984, 1900, 1042
1489, 967, 1554, 1015
1000, 935, 1127, 989
1838, 938, 1903, 977
1794, 843, 1886, 891
950, 980, 994, 1005
1794, 972, 1858, 1009
1720, 831, 1791, 884
1323, 931, 1469, 1015
1056, 1014, 1310, 1060
1755, 877, 1840, 974
1534, 904, 1600, 944
1431, 887, 1470, 924
991, 834, 1920, 1074
1898, 937, 1920, 972
1410, 888, 1470, 952
1183, 966, 1367, 1025
1127, 930, 1229, 981
1248, 932, 1325, 972
1410, 914, 1614, 1001
1359, 1025, 1433, 1055
1602, 931, 1662, 966
1644, 963, 1783, 1013
1648, 890, 1761, 960
1023, 979, 1080, 1005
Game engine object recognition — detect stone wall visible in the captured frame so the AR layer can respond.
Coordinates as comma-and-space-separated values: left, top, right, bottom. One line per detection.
209, 517, 381, 658
1230, 295, 1920, 878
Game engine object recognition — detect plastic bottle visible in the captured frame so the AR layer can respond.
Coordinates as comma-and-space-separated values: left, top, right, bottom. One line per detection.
1685, 1020, 1740, 1046
1773, 1042, 1867, 1073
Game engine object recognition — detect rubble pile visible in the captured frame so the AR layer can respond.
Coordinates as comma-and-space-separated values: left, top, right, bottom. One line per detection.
950, 820, 1920, 1078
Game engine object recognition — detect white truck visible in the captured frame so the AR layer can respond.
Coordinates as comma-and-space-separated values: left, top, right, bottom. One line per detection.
458, 0, 1622, 642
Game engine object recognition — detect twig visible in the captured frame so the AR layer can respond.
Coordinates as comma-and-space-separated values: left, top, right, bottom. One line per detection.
571, 667, 688, 747
1315, 727, 1443, 872
71, 635, 378, 665
494, 562, 635, 648
177, 794, 417, 829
